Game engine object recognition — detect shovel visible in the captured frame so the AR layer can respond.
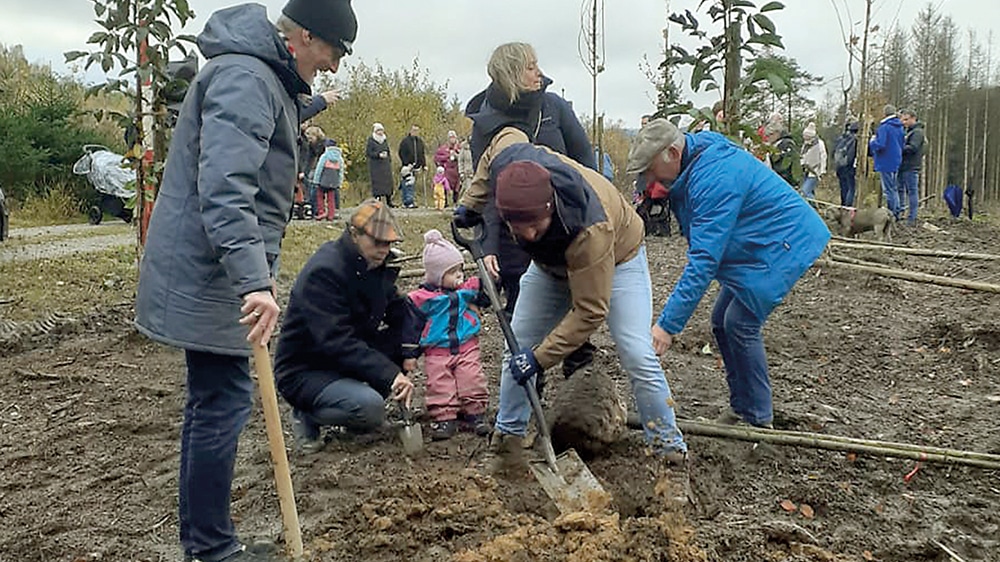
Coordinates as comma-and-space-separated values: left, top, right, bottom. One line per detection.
451, 221, 605, 514
398, 400, 424, 456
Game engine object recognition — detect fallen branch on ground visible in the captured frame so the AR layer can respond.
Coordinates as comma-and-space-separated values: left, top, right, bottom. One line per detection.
816, 257, 1000, 294
828, 241, 1000, 261
830, 234, 905, 247
626, 417, 1000, 470
932, 539, 968, 562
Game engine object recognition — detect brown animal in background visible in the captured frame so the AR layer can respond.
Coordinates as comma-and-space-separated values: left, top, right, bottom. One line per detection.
822, 206, 895, 242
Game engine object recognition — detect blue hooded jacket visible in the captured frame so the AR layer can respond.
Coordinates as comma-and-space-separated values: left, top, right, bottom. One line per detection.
658, 132, 830, 334
869, 116, 905, 173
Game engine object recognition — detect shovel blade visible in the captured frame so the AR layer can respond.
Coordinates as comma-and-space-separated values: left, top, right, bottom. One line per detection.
400, 424, 423, 456
529, 448, 607, 514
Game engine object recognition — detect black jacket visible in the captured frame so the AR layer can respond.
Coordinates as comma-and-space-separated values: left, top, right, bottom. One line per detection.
274, 232, 418, 409
398, 134, 427, 170
900, 122, 925, 172
464, 77, 596, 270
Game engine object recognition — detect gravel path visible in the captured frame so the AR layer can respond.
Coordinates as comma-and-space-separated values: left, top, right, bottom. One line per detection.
0, 207, 445, 265
0, 223, 133, 264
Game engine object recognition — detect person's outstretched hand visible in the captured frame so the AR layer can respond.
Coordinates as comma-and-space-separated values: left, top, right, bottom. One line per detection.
319, 89, 339, 105
651, 324, 674, 355
483, 255, 500, 279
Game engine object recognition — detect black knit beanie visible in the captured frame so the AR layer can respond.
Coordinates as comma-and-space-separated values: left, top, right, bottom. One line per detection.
282, 0, 358, 54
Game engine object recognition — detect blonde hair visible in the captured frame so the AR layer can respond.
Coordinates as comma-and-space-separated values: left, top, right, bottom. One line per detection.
275, 14, 302, 37
304, 126, 325, 144
487, 42, 537, 105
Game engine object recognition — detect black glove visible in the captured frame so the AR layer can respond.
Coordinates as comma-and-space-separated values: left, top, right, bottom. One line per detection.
453, 205, 483, 228
562, 340, 597, 378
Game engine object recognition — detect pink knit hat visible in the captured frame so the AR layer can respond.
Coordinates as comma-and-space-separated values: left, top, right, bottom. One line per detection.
422, 229, 464, 286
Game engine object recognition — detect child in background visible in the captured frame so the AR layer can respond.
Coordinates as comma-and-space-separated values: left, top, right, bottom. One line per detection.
407, 230, 490, 440
311, 139, 345, 221
432, 165, 451, 211
399, 164, 417, 208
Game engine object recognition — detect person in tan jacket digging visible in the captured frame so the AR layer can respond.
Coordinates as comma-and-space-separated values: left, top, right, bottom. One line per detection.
453, 127, 688, 464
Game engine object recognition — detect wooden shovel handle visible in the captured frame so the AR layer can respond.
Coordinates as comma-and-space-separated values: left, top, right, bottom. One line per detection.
253, 344, 304, 559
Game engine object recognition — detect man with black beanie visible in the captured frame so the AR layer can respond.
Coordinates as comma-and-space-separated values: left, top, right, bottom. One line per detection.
134, 1, 356, 560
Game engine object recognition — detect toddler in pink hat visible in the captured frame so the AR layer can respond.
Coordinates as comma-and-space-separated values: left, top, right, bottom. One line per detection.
406, 229, 490, 440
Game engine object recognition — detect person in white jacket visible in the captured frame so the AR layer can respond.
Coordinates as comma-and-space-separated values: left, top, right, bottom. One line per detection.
799, 122, 827, 200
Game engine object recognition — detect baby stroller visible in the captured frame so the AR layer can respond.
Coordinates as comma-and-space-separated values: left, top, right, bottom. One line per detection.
72, 145, 136, 225
635, 179, 672, 237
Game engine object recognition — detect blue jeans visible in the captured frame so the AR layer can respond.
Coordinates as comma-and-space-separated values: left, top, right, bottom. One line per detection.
880, 171, 901, 218
898, 170, 919, 224
297, 376, 386, 433
306, 181, 317, 211
496, 247, 686, 454
800, 176, 818, 200
710, 287, 772, 427
836, 166, 856, 207
180, 350, 254, 562
400, 179, 415, 207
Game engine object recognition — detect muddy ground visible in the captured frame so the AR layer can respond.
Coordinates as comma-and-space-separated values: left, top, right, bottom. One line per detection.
1, 213, 999, 562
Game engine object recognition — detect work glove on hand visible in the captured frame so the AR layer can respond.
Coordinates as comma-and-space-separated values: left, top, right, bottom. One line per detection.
452, 205, 482, 228
509, 348, 541, 386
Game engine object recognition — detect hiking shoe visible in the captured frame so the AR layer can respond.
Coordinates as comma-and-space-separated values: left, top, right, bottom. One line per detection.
189, 542, 279, 562
291, 409, 325, 454
658, 454, 693, 507
429, 419, 457, 441
488, 430, 528, 476
715, 408, 773, 429
459, 413, 492, 436
662, 448, 689, 467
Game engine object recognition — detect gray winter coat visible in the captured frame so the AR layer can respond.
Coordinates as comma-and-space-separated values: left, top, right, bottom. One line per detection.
135, 3, 310, 356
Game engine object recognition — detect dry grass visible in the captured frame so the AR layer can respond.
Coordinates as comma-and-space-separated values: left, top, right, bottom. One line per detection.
8, 183, 87, 228
0, 211, 453, 324
0, 245, 136, 322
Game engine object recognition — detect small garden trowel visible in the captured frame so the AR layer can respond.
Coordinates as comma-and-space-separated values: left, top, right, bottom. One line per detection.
398, 402, 423, 456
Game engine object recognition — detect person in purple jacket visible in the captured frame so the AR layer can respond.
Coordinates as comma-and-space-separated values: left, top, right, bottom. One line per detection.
869, 105, 906, 219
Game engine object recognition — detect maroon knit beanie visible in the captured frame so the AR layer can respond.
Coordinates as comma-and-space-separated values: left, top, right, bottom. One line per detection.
495, 161, 555, 224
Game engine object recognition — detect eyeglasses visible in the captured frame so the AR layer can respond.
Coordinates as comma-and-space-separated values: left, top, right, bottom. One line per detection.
362, 232, 394, 248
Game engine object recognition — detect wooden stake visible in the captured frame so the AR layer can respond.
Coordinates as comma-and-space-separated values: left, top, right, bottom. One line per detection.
253, 344, 304, 559
674, 420, 1000, 470
829, 241, 1000, 261
816, 257, 1000, 294
830, 234, 905, 247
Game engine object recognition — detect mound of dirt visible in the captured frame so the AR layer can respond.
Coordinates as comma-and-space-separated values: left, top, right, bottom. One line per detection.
452, 474, 706, 562
548, 369, 627, 458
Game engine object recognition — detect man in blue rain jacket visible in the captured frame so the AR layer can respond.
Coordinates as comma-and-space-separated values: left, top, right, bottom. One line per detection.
626, 119, 830, 428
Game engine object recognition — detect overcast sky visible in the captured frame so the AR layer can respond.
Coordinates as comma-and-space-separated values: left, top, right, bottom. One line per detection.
2, 0, 996, 126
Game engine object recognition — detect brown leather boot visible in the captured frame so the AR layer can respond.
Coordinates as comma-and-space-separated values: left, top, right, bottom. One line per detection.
488, 430, 528, 477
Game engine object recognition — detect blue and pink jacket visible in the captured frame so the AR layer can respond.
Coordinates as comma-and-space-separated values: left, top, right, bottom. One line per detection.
407, 277, 487, 355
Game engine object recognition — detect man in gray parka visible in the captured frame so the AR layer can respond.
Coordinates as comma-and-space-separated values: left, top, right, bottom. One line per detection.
134, 1, 357, 560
